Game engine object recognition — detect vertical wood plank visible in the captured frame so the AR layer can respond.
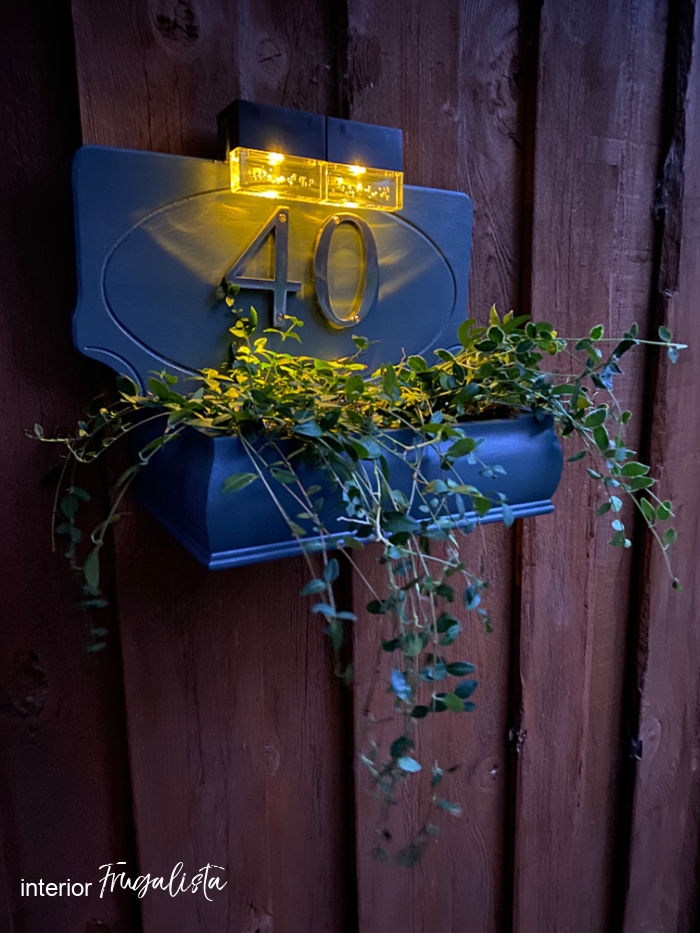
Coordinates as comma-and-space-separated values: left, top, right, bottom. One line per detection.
345, 1, 523, 929
71, 1, 353, 930
0, 3, 140, 931
515, 2, 669, 930
623, 2, 700, 929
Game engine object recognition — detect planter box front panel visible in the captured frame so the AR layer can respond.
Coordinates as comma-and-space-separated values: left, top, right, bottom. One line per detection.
134, 413, 563, 569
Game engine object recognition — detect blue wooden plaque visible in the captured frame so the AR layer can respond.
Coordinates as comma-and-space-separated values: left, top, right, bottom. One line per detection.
72, 145, 473, 388
70, 143, 562, 569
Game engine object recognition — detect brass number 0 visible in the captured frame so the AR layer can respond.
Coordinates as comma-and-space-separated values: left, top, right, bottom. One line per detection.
227, 207, 379, 329
313, 213, 379, 329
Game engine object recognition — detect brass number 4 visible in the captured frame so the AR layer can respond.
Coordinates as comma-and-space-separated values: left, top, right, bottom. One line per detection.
226, 207, 301, 326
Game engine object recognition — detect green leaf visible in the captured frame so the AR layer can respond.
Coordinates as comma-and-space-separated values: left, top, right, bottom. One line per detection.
656, 502, 672, 521
439, 623, 461, 646
626, 476, 654, 491
382, 512, 420, 535
407, 355, 428, 372
397, 756, 422, 773
620, 462, 650, 477
311, 603, 335, 617
221, 472, 258, 493
446, 661, 476, 676
323, 558, 339, 584
401, 632, 424, 657
75, 597, 108, 610
292, 421, 323, 437
300, 578, 326, 595
410, 705, 430, 719
589, 324, 604, 340
396, 844, 423, 867
567, 450, 587, 462
593, 425, 609, 453
83, 547, 100, 589
658, 325, 672, 342
344, 374, 365, 396
390, 736, 414, 758
86, 642, 107, 654
390, 669, 412, 702
457, 320, 473, 347
442, 692, 464, 713
610, 530, 631, 548
270, 466, 297, 484
59, 494, 79, 519
445, 437, 477, 459
116, 373, 139, 396
640, 499, 656, 522
435, 797, 462, 816
663, 527, 677, 546
324, 621, 343, 652
455, 679, 478, 699
148, 377, 173, 400
584, 408, 607, 428
463, 585, 480, 610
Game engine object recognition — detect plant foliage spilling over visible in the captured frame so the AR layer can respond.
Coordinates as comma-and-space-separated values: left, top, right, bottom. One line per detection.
34, 298, 684, 863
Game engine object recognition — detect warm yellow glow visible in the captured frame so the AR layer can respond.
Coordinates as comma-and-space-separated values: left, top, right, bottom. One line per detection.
230, 147, 323, 204
229, 147, 403, 211
324, 161, 403, 211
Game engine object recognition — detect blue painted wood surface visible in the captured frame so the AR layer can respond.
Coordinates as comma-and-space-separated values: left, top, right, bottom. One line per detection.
72, 145, 472, 387
134, 414, 563, 569
71, 143, 562, 569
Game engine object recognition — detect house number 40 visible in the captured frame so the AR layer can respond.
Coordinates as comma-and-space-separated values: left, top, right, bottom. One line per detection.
226, 207, 379, 329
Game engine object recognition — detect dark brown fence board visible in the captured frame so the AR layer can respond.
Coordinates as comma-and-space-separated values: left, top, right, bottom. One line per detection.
515, 2, 669, 930
345, 2, 522, 929
623, 2, 700, 929
6, 0, 699, 929
0, 3, 140, 932
71, 1, 352, 930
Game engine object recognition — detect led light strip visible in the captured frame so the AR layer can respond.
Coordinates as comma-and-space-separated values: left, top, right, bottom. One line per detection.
229, 147, 403, 212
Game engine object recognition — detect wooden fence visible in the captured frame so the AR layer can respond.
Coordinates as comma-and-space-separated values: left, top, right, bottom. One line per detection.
1, 1, 699, 930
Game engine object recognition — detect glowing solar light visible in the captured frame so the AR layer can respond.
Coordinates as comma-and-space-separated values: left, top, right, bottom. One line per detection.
229, 147, 403, 211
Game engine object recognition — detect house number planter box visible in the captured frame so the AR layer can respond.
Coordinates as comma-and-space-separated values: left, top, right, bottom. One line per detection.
134, 413, 563, 569
71, 108, 564, 570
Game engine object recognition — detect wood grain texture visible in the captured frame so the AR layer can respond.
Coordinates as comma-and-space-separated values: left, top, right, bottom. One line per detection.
72, 0, 340, 157
0, 3, 140, 932
346, 1, 522, 929
71, 0, 353, 930
514, 2, 669, 930
623, 2, 700, 929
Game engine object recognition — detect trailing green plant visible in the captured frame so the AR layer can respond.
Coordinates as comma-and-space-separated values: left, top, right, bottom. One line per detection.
33, 297, 685, 862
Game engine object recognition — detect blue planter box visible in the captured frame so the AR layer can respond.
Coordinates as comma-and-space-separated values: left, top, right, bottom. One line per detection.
133, 413, 563, 569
